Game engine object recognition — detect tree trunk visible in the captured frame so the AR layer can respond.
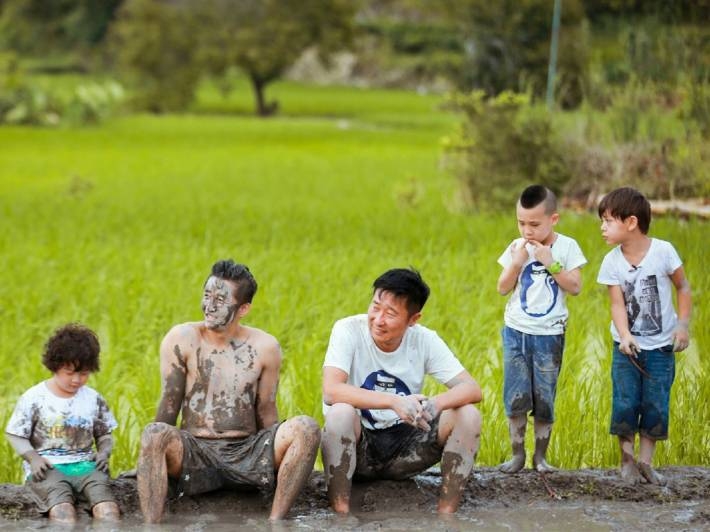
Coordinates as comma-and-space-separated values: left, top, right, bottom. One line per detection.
249, 74, 278, 117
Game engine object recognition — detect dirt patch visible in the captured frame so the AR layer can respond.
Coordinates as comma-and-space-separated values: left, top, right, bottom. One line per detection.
1, 467, 709, 530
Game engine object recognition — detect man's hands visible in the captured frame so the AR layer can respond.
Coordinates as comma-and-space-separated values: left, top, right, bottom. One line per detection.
27, 452, 53, 481
392, 394, 439, 431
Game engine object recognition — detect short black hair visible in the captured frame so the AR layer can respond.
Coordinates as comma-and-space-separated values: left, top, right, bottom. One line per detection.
373, 268, 430, 315
42, 323, 101, 373
597, 187, 651, 234
208, 259, 258, 305
519, 185, 557, 214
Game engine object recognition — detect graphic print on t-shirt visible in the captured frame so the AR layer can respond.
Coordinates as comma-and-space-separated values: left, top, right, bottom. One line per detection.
520, 262, 558, 317
360, 370, 411, 428
624, 274, 661, 336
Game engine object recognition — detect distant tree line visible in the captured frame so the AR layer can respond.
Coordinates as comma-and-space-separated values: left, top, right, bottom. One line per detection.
0, 0, 708, 115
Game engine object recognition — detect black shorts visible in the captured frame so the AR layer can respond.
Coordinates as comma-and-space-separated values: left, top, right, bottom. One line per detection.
354, 416, 443, 481
174, 424, 280, 498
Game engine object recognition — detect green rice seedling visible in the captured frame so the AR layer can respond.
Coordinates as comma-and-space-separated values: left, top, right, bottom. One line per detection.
0, 82, 706, 482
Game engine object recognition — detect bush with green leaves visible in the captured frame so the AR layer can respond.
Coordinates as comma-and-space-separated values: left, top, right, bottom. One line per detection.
0, 53, 123, 126
442, 90, 571, 210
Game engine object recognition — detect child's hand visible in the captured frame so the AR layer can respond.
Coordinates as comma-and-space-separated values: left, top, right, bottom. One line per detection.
511, 240, 529, 267
28, 454, 53, 481
528, 240, 553, 267
94, 450, 111, 473
619, 335, 641, 357
672, 321, 690, 352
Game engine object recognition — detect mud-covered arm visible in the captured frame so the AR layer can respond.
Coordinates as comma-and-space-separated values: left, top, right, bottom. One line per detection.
94, 433, 113, 473
255, 340, 282, 430
323, 366, 426, 423
6, 433, 53, 480
671, 266, 692, 351
154, 327, 188, 425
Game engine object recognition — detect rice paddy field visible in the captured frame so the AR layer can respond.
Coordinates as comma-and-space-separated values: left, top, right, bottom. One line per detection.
0, 80, 707, 483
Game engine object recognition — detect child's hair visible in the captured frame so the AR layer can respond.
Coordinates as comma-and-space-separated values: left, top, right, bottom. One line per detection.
42, 323, 101, 373
597, 187, 651, 234
519, 185, 557, 214
373, 267, 430, 316
207, 259, 257, 306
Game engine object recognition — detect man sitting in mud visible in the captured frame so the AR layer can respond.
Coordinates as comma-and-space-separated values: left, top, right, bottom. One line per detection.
321, 267, 483, 514
137, 259, 320, 523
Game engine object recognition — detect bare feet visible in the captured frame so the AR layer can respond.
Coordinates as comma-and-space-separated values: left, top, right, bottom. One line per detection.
499, 454, 525, 474
533, 458, 557, 473
620, 460, 644, 484
638, 462, 666, 486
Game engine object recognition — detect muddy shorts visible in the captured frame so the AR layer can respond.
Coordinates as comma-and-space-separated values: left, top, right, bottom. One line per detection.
354, 416, 443, 481
610, 343, 675, 440
502, 326, 565, 422
26, 467, 115, 514
173, 424, 280, 498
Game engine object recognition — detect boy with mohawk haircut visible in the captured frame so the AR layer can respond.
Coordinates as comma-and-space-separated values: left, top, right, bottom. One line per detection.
497, 185, 587, 473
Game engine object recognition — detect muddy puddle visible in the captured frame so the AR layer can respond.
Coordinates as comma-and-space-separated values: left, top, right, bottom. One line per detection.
1, 467, 708, 531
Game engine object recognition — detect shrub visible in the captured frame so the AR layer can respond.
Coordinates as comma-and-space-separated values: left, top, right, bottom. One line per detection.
442, 90, 571, 210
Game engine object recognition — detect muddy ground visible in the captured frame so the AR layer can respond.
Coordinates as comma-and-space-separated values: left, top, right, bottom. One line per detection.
0, 467, 708, 530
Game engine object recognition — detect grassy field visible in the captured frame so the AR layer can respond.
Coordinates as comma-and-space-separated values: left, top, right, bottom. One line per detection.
0, 81, 707, 483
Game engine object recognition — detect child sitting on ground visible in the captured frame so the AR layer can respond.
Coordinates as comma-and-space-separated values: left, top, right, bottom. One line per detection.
597, 187, 692, 485
5, 323, 120, 523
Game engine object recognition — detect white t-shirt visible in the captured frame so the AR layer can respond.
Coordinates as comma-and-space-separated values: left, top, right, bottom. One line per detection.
6, 382, 118, 478
597, 238, 683, 350
322, 314, 465, 430
498, 233, 587, 335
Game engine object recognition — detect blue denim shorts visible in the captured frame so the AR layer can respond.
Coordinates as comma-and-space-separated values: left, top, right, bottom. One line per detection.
610, 343, 675, 440
502, 326, 565, 422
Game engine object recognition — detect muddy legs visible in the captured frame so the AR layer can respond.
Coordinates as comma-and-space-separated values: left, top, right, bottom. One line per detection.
137, 422, 184, 523
321, 404, 360, 514
500, 417, 557, 473
48, 502, 76, 524
92, 501, 121, 521
437, 405, 481, 513
270, 415, 321, 520
532, 420, 557, 472
618, 434, 666, 485
499, 415, 526, 473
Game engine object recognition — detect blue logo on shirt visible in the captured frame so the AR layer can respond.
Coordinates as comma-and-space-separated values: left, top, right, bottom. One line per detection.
360, 370, 411, 426
520, 262, 558, 317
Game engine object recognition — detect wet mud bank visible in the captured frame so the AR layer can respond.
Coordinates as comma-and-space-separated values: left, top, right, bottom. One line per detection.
1, 467, 709, 528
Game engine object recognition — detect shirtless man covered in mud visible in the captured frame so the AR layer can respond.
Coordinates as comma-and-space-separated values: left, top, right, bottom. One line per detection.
321, 268, 482, 514
137, 259, 320, 523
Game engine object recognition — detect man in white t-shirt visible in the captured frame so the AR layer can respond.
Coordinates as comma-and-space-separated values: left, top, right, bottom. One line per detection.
321, 268, 482, 515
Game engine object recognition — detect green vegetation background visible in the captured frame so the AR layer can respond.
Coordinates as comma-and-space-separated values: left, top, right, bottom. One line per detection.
0, 82, 707, 483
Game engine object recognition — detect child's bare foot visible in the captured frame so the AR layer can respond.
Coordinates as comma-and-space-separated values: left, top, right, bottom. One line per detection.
620, 461, 643, 484
533, 458, 558, 473
638, 463, 666, 485
499, 454, 526, 473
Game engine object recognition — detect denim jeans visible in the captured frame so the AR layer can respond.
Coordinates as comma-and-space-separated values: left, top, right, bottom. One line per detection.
610, 342, 675, 440
502, 326, 565, 422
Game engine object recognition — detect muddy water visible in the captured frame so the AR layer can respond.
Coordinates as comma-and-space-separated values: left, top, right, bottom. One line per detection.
2, 500, 708, 531
1, 468, 708, 531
